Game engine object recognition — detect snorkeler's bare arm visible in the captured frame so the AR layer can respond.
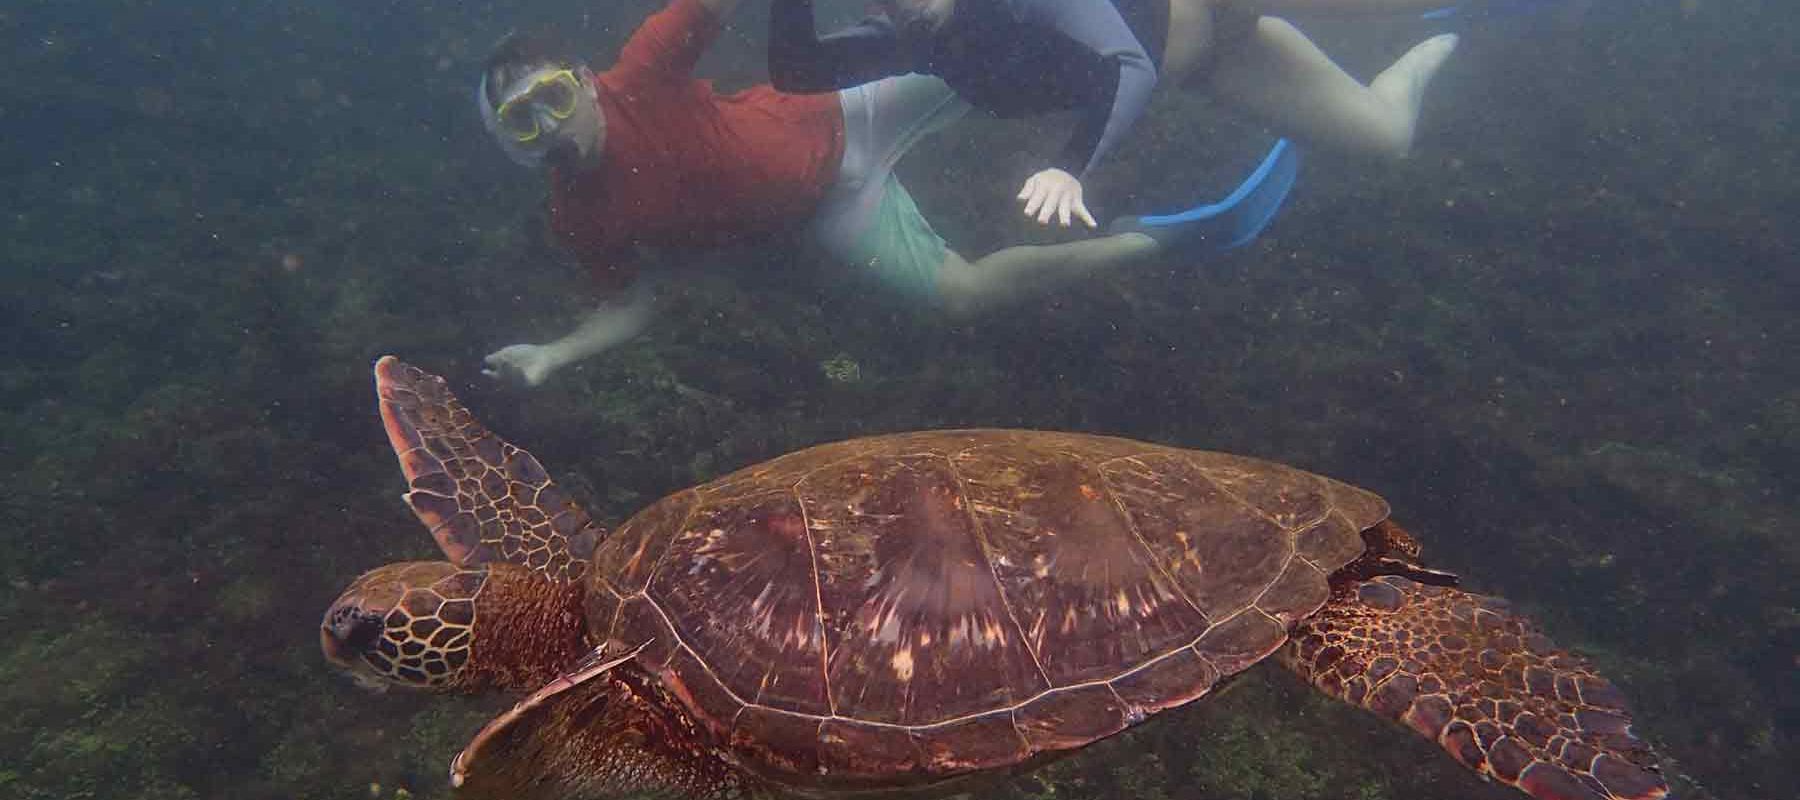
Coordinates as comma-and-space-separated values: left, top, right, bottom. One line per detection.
482, 279, 657, 387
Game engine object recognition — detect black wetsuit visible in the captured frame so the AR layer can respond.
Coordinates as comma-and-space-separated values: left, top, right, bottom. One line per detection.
769, 0, 1164, 178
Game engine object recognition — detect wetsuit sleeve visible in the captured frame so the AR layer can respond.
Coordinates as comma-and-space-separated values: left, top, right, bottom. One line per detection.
768, 0, 909, 93
614, 0, 721, 82
1018, 0, 1158, 177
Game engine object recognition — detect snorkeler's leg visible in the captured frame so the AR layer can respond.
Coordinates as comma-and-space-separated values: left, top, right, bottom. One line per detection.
854, 74, 972, 180
1162, 0, 1458, 83
1159, 0, 1219, 94
1220, 0, 1461, 16
821, 74, 1165, 315
1204, 16, 1456, 157
812, 166, 1161, 317
934, 235, 1160, 317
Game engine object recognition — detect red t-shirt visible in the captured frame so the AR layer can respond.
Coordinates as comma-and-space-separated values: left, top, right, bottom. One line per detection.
547, 0, 846, 291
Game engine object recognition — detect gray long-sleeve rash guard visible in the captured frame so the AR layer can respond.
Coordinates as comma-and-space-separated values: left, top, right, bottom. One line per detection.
769, 0, 1159, 179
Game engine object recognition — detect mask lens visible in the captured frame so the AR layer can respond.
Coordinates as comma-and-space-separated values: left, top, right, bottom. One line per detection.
537, 73, 579, 118
499, 100, 541, 142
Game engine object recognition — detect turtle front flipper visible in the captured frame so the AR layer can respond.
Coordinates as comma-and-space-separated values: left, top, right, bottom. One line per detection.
451, 646, 754, 800
1281, 576, 1667, 800
373, 356, 602, 583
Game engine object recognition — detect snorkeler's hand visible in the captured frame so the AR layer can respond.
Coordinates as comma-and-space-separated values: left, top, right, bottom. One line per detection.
1017, 168, 1097, 229
482, 343, 561, 387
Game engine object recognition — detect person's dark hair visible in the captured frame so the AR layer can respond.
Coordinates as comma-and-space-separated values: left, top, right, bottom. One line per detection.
481, 30, 582, 108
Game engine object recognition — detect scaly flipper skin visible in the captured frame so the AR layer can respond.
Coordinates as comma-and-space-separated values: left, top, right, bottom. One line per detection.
451, 646, 755, 800
1282, 576, 1667, 800
374, 356, 602, 582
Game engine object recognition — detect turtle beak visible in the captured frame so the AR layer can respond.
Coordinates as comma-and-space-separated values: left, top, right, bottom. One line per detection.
320, 625, 364, 671
318, 562, 475, 691
320, 626, 352, 668
320, 607, 402, 693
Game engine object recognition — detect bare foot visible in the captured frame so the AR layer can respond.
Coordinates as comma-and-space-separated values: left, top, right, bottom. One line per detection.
1370, 33, 1460, 154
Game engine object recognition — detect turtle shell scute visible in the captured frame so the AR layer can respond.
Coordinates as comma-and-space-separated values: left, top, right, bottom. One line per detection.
581, 430, 1386, 787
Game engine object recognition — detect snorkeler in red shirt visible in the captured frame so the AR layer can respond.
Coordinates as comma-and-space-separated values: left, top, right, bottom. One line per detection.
477, 0, 1298, 387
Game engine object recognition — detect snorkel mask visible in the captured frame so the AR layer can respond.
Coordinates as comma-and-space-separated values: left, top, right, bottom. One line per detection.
479, 66, 586, 169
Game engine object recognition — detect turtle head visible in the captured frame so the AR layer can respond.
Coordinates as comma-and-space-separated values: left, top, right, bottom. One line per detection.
321, 560, 591, 694
321, 561, 485, 692
1339, 520, 1461, 587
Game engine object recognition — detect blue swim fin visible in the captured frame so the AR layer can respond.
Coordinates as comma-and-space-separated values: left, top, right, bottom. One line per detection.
1110, 138, 1300, 253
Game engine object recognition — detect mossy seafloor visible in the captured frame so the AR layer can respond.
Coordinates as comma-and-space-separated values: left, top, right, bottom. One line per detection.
0, 1, 1794, 799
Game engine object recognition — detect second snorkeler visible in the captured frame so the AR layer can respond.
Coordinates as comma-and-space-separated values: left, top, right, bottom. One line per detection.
770, 0, 1461, 228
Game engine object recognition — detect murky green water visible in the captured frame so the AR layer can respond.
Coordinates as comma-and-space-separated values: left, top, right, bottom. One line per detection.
0, 1, 1791, 798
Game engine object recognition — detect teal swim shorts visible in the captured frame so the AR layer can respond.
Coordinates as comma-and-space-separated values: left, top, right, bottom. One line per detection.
841, 174, 948, 299
807, 75, 969, 302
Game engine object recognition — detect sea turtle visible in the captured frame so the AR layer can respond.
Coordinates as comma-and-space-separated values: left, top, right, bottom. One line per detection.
322, 357, 1668, 800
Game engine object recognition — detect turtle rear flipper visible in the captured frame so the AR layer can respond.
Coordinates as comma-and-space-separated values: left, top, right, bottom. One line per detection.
374, 356, 602, 583
1282, 576, 1667, 800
